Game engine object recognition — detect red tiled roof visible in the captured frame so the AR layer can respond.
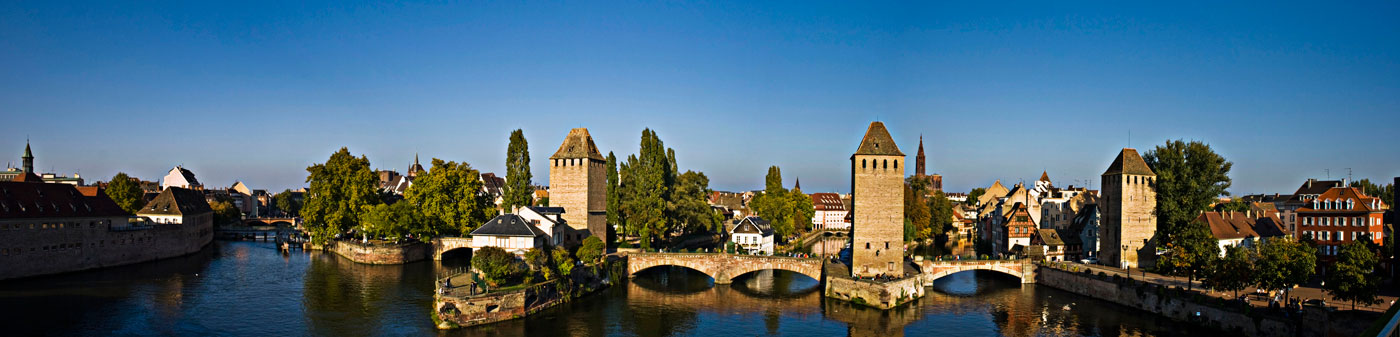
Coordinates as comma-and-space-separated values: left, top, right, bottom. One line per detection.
1297, 187, 1387, 213
810, 193, 845, 211
0, 181, 130, 219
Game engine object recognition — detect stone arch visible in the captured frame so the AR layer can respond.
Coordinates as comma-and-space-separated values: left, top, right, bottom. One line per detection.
270, 221, 292, 227
629, 260, 719, 282
246, 220, 269, 227
926, 264, 1026, 283
717, 265, 822, 284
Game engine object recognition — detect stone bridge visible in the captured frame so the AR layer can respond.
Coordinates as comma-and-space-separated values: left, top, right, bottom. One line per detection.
242, 217, 300, 227
917, 259, 1036, 284
432, 237, 473, 260
627, 253, 823, 284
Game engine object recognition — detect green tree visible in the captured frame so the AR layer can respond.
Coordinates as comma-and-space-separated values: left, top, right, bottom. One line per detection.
302, 148, 380, 244
1214, 197, 1250, 212
1351, 178, 1394, 201
1156, 221, 1219, 290
903, 218, 916, 242
1144, 140, 1232, 285
1325, 241, 1381, 310
523, 247, 550, 272
765, 166, 783, 193
210, 198, 241, 226
904, 184, 931, 241
274, 189, 302, 217
750, 166, 811, 240
472, 246, 526, 287
404, 159, 495, 236
966, 187, 987, 206
578, 236, 605, 263
552, 246, 576, 279
620, 129, 672, 248
357, 201, 429, 240
503, 129, 533, 211
928, 191, 955, 241
1255, 238, 1316, 303
1204, 245, 1255, 298
787, 188, 814, 233
605, 152, 622, 246
104, 172, 145, 214
673, 171, 720, 234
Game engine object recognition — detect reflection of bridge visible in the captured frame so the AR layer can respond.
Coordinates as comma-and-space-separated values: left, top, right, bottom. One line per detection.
242, 217, 300, 227
624, 280, 823, 315
627, 253, 823, 284
917, 259, 1035, 284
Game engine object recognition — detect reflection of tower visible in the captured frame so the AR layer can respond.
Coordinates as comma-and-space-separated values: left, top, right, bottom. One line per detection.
549, 128, 607, 244
850, 122, 905, 277
1100, 148, 1157, 269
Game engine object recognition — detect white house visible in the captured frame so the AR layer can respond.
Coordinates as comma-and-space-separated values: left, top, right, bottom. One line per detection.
517, 206, 568, 247
161, 166, 202, 190
136, 187, 214, 227
730, 216, 774, 255
469, 214, 548, 254
810, 193, 849, 231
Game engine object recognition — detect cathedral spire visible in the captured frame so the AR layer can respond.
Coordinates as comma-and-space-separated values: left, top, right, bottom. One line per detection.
915, 134, 926, 176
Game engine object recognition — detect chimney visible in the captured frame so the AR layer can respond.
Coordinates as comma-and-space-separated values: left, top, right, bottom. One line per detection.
1307, 179, 1314, 188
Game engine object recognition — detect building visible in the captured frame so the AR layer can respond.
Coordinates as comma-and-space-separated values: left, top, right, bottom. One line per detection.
517, 206, 569, 247
810, 192, 849, 231
1280, 179, 1344, 237
1, 142, 83, 185
730, 216, 774, 255
1003, 202, 1038, 254
850, 121, 905, 277
469, 214, 549, 254
0, 154, 214, 280
480, 172, 506, 207
548, 128, 607, 245
1297, 186, 1387, 261
911, 135, 943, 193
1030, 228, 1070, 262
161, 166, 203, 190
1100, 148, 1157, 269
139, 187, 215, 228
1067, 203, 1101, 260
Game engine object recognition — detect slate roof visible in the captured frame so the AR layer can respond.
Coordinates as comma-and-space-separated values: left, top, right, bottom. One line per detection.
1035, 228, 1067, 246
0, 181, 129, 219
527, 206, 565, 215
731, 216, 773, 236
138, 187, 213, 216
1252, 214, 1288, 238
852, 121, 904, 157
169, 166, 202, 187
480, 173, 505, 197
1102, 148, 1156, 176
550, 128, 605, 160
471, 214, 548, 237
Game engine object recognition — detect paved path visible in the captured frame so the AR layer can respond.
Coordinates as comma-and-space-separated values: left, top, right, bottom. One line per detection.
1065, 262, 1397, 313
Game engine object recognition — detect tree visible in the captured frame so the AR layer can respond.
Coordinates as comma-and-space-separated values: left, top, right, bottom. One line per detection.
274, 189, 302, 217
357, 201, 429, 240
472, 246, 526, 287
605, 152, 622, 246
928, 191, 955, 241
1351, 178, 1394, 201
620, 129, 672, 248
765, 166, 783, 193
104, 173, 145, 214
1144, 140, 1232, 285
787, 188, 814, 233
966, 188, 987, 206
1156, 220, 1219, 290
904, 184, 931, 241
1214, 197, 1250, 212
552, 246, 576, 279
578, 236, 605, 263
903, 218, 916, 243
502, 129, 533, 211
1255, 238, 1316, 303
1325, 241, 1381, 310
1204, 245, 1255, 298
302, 148, 380, 244
750, 166, 811, 240
210, 199, 241, 226
404, 159, 495, 236
673, 171, 720, 234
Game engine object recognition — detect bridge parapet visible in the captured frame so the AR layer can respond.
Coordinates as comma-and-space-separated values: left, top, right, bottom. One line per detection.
918, 259, 1036, 284
626, 252, 823, 284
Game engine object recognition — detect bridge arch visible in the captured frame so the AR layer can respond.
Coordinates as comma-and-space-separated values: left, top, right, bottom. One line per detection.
918, 260, 1035, 284
627, 253, 823, 285
270, 221, 293, 227
432, 237, 474, 261
245, 220, 269, 227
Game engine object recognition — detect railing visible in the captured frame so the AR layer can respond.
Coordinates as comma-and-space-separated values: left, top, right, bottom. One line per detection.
1373, 303, 1400, 337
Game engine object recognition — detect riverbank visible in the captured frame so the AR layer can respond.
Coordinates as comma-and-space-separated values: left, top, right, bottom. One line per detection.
327, 240, 429, 265
432, 256, 623, 329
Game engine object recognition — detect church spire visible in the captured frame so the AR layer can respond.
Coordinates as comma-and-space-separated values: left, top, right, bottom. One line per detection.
794, 177, 801, 191
21, 139, 33, 173
915, 134, 926, 176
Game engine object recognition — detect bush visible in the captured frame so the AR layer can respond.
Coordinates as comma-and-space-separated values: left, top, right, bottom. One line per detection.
620, 241, 634, 249
552, 246, 575, 278
472, 246, 526, 287
578, 237, 605, 263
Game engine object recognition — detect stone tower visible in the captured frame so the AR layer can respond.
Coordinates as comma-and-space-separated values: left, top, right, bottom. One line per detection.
850, 121, 905, 277
1100, 148, 1157, 269
21, 141, 33, 173
549, 128, 607, 245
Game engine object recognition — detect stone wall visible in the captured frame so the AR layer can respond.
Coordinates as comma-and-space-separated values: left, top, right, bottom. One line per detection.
825, 273, 926, 309
1036, 267, 1308, 337
0, 214, 213, 280
548, 157, 606, 244
435, 258, 621, 329
851, 153, 904, 277
328, 241, 428, 265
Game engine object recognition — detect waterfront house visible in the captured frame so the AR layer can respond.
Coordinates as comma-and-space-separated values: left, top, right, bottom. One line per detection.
810, 192, 848, 231
138, 187, 214, 227
161, 166, 202, 190
517, 206, 568, 247
469, 214, 548, 254
729, 216, 774, 255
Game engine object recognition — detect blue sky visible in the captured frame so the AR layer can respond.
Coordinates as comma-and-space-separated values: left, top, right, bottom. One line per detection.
2, 1, 1398, 195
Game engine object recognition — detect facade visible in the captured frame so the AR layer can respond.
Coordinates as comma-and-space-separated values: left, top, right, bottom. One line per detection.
517, 206, 568, 247
810, 192, 849, 231
1297, 186, 1387, 260
0, 177, 213, 280
138, 187, 216, 227
480, 172, 506, 207
161, 166, 203, 190
1030, 228, 1069, 262
548, 128, 607, 245
1003, 202, 1037, 254
1100, 148, 1157, 269
729, 216, 774, 255
1280, 179, 1344, 237
469, 214, 549, 254
1067, 203, 1100, 259
850, 121, 905, 277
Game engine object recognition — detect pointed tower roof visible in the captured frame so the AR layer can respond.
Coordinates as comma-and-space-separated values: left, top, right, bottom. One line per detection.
794, 177, 801, 191
1103, 148, 1156, 176
550, 128, 605, 160
915, 134, 927, 176
1039, 171, 1051, 183
408, 153, 425, 177
852, 121, 904, 157
22, 141, 32, 159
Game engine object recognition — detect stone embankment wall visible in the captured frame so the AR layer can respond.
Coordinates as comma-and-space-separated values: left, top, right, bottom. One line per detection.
434, 257, 622, 329
825, 273, 927, 309
0, 217, 212, 280
328, 241, 428, 265
1037, 267, 1312, 337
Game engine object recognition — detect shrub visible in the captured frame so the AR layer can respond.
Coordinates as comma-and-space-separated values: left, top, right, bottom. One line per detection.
620, 241, 634, 249
552, 246, 575, 278
472, 246, 526, 287
578, 237, 605, 263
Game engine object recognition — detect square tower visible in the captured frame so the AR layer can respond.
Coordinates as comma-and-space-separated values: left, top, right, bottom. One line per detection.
549, 128, 607, 245
850, 122, 905, 277
1100, 148, 1157, 269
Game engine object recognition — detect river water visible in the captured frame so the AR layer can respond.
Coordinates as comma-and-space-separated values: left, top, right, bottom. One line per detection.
0, 240, 1225, 336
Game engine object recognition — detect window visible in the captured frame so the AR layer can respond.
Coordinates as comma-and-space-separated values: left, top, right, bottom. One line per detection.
862, 159, 866, 169
882, 159, 888, 170
885, 242, 889, 249
893, 160, 898, 169
865, 242, 870, 249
